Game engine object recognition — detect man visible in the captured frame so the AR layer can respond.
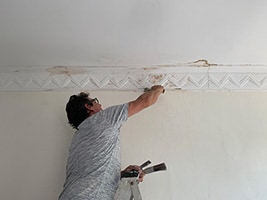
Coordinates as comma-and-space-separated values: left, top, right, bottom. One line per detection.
59, 85, 165, 200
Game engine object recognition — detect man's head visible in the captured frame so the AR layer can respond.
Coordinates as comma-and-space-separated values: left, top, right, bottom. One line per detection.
66, 92, 102, 129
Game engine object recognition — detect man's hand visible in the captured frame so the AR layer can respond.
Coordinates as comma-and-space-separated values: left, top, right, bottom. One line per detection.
150, 85, 165, 93
145, 85, 165, 93
121, 165, 145, 182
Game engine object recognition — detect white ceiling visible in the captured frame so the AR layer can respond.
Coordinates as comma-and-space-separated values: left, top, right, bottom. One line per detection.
1, 0, 267, 91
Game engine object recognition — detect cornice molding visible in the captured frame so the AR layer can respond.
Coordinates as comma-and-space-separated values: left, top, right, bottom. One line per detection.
1, 62, 267, 91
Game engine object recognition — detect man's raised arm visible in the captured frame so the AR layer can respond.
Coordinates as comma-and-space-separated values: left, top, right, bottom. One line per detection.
128, 85, 165, 117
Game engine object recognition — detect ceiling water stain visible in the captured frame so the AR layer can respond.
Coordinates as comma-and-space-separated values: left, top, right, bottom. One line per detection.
149, 74, 165, 84
188, 59, 217, 67
46, 66, 87, 76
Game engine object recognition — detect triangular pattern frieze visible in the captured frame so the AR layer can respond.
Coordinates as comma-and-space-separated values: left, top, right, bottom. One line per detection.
1, 65, 267, 91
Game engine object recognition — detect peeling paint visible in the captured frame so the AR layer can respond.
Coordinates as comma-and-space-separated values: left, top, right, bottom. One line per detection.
143, 67, 159, 70
141, 59, 218, 69
188, 59, 217, 67
46, 66, 87, 76
2, 64, 267, 91
152, 74, 164, 80
149, 74, 165, 84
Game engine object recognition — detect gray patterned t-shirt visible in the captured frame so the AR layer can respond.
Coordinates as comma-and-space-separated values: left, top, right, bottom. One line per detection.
59, 103, 128, 200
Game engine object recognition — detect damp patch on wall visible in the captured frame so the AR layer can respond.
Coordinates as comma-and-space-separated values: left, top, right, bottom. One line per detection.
1, 60, 267, 91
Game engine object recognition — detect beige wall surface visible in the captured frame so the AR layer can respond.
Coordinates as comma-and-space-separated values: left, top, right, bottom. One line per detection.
1, 91, 267, 200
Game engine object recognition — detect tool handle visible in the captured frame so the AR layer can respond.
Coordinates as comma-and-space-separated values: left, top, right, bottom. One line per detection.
121, 170, 139, 178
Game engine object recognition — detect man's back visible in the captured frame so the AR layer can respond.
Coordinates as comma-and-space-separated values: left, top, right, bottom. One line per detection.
59, 104, 128, 200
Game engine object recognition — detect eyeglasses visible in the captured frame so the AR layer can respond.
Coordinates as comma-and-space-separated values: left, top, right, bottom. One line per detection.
88, 98, 99, 104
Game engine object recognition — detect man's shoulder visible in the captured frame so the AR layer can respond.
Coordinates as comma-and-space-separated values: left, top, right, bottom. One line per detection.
104, 103, 128, 112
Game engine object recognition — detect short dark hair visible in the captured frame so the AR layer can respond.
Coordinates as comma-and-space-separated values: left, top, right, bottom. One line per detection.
65, 92, 92, 130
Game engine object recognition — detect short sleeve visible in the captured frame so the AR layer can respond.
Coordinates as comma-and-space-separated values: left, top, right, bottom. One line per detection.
102, 103, 128, 128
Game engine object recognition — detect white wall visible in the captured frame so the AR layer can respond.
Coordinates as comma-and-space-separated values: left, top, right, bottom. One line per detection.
1, 91, 267, 200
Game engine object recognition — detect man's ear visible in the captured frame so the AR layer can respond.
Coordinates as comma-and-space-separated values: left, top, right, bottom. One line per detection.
85, 103, 93, 111
85, 103, 95, 116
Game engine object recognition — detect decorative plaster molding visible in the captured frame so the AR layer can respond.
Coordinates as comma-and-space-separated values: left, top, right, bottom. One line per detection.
1, 63, 267, 91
